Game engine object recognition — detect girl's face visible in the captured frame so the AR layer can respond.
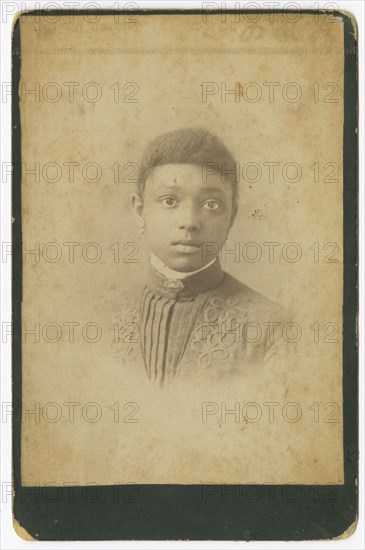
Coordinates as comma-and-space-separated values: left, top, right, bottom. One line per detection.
133, 164, 234, 272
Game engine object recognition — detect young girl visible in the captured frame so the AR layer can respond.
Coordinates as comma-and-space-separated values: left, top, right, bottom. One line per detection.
119, 127, 289, 386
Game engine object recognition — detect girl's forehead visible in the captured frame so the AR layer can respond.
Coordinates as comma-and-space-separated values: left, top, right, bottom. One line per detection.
149, 163, 204, 179
146, 163, 232, 193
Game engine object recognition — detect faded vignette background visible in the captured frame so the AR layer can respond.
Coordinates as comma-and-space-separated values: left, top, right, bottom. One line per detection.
20, 12, 344, 485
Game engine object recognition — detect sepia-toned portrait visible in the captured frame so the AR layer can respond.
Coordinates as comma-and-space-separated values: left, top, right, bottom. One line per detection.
11, 6, 358, 541
116, 126, 292, 386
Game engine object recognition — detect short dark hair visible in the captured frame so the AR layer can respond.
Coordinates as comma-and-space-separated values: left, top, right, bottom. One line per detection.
137, 127, 239, 221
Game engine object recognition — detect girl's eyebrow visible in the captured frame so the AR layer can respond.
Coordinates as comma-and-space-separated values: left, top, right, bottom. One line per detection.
199, 186, 225, 195
155, 185, 226, 193
154, 185, 181, 193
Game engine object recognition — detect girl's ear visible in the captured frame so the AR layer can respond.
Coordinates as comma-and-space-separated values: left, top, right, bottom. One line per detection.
132, 193, 145, 230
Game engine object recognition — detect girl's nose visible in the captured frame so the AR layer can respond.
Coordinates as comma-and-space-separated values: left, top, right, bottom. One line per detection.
178, 206, 201, 232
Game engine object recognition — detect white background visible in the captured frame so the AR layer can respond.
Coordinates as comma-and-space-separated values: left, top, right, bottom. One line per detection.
1, 0, 364, 548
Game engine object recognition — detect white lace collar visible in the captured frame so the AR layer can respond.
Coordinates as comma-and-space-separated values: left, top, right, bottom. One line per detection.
150, 253, 217, 280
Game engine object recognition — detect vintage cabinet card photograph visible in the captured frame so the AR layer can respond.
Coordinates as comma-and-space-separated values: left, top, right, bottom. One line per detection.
12, 7, 358, 541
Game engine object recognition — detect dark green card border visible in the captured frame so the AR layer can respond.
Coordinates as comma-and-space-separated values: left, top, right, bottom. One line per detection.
12, 9, 358, 541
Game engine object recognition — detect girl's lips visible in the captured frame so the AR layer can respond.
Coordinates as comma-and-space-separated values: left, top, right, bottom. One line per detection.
172, 239, 201, 247
172, 243, 201, 254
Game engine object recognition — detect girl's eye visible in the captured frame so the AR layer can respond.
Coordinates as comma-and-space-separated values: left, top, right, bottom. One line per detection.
160, 197, 178, 208
202, 199, 221, 210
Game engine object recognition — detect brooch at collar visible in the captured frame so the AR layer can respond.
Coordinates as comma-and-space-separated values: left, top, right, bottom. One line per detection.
163, 278, 185, 291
